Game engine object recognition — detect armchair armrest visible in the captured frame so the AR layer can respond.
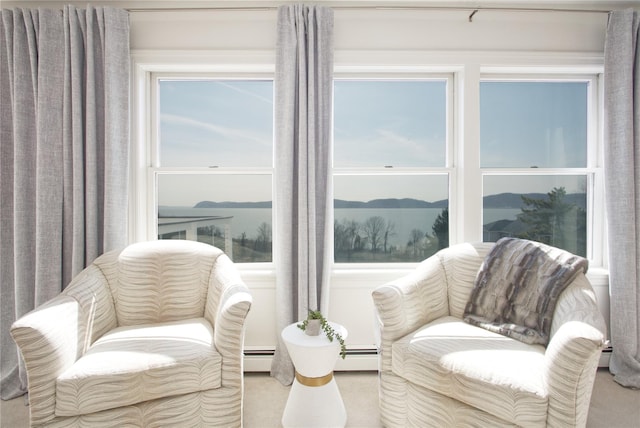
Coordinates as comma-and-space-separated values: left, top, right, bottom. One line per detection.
213, 283, 252, 357
372, 255, 449, 371
10, 262, 117, 426
544, 274, 606, 428
205, 254, 252, 385
11, 296, 85, 426
372, 256, 450, 341
544, 321, 605, 427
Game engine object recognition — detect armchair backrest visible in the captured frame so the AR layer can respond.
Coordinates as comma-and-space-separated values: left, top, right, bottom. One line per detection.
435, 242, 493, 318
434, 242, 604, 344
97, 240, 225, 327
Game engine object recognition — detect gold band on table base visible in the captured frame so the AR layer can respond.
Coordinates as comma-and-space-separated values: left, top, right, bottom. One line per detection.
295, 371, 333, 387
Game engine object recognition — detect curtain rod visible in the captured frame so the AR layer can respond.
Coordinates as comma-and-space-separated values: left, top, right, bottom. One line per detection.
125, 5, 612, 19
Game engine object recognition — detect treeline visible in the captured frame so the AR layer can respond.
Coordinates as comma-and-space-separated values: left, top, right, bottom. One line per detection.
193, 186, 585, 263
197, 222, 272, 262
334, 208, 449, 262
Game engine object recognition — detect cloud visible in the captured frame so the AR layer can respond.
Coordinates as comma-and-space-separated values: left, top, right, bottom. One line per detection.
334, 128, 444, 167
374, 129, 432, 153
214, 81, 272, 105
161, 113, 271, 148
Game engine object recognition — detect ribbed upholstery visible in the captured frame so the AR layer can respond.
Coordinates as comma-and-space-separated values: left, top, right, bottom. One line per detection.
392, 316, 547, 426
11, 240, 252, 428
372, 242, 606, 428
55, 318, 222, 416
112, 240, 218, 326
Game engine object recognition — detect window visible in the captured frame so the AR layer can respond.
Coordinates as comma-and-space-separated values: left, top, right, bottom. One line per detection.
153, 77, 274, 263
480, 79, 594, 257
140, 68, 603, 268
333, 79, 451, 263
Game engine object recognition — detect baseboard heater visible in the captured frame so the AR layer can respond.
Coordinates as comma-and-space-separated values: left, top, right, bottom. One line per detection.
246, 347, 609, 371
244, 348, 379, 372
244, 349, 276, 357
244, 348, 378, 357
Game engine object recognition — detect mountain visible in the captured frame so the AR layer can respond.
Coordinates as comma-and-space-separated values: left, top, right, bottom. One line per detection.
482, 192, 586, 209
334, 198, 440, 209
194, 201, 272, 208
193, 192, 586, 210
482, 193, 545, 209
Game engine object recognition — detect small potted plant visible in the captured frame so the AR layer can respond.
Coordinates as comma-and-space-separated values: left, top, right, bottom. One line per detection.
297, 310, 347, 359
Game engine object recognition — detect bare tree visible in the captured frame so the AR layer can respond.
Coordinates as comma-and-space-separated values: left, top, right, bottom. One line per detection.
363, 216, 385, 253
256, 222, 272, 252
383, 221, 396, 253
409, 228, 424, 257
335, 219, 361, 250
334, 220, 349, 253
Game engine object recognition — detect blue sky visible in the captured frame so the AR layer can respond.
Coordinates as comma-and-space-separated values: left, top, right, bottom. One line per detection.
158, 79, 587, 207
480, 81, 587, 168
160, 80, 273, 168
333, 80, 446, 168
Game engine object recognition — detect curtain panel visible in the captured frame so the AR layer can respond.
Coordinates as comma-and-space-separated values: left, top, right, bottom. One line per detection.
270, 4, 334, 385
0, 6, 130, 400
604, 8, 640, 388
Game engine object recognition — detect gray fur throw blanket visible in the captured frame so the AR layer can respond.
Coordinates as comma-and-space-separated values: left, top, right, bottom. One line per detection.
463, 237, 588, 346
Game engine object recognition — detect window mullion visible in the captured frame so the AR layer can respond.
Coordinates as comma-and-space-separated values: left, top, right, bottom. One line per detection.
457, 63, 482, 244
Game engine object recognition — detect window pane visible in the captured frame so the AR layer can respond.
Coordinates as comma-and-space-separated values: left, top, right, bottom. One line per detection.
157, 174, 272, 262
158, 80, 273, 167
483, 175, 587, 256
334, 80, 447, 167
480, 81, 588, 168
334, 175, 449, 262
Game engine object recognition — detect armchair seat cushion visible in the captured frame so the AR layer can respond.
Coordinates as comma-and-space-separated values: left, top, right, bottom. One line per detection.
392, 316, 548, 426
55, 317, 221, 417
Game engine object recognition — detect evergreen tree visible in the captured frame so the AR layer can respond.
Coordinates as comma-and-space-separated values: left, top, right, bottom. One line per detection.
517, 187, 585, 256
432, 207, 449, 250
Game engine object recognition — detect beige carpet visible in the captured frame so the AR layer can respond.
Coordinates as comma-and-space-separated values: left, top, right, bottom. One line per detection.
2, 369, 639, 427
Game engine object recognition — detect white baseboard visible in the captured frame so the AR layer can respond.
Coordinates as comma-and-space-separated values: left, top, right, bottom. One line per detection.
599, 348, 611, 368
335, 354, 379, 371
244, 354, 273, 372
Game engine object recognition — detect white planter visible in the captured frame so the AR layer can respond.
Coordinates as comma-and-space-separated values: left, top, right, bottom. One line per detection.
305, 319, 321, 336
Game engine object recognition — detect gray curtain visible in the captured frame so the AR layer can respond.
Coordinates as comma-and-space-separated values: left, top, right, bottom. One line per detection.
604, 8, 640, 389
0, 6, 130, 400
270, 4, 334, 385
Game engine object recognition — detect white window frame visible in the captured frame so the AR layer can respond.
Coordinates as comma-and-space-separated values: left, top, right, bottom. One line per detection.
131, 53, 607, 273
150, 72, 275, 267
130, 52, 276, 273
477, 72, 605, 267
331, 72, 456, 270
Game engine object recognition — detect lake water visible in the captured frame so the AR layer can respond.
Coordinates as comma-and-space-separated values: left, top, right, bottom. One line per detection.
159, 206, 521, 247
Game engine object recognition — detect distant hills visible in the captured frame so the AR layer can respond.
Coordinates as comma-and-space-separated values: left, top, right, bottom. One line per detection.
481, 192, 586, 209
333, 198, 446, 209
193, 192, 586, 210
195, 201, 272, 209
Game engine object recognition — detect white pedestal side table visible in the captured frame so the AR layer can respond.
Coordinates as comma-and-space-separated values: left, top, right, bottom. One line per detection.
281, 321, 348, 428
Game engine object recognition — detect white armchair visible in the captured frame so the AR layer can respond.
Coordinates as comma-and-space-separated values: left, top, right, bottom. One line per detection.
11, 240, 252, 427
372, 242, 606, 427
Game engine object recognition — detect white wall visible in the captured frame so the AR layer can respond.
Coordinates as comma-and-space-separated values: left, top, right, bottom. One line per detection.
129, 7, 607, 52
128, 6, 610, 370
